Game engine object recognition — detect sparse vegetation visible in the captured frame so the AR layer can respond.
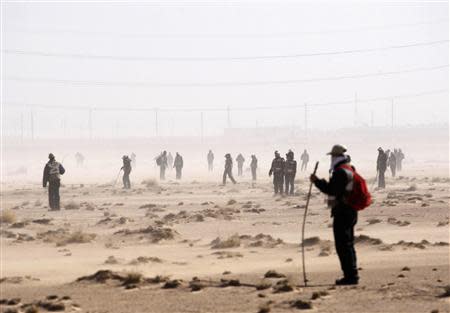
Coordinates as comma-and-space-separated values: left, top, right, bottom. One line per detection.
0, 210, 17, 224
210, 234, 241, 249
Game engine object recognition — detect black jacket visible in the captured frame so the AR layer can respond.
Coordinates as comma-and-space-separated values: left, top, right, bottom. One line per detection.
314, 157, 353, 216
43, 161, 65, 187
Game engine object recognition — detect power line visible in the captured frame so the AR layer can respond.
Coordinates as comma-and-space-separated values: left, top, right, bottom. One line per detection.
5, 19, 447, 39
3, 39, 448, 61
4, 89, 447, 112
6, 64, 448, 88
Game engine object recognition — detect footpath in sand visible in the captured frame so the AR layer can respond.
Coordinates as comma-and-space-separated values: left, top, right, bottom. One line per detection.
1, 174, 449, 313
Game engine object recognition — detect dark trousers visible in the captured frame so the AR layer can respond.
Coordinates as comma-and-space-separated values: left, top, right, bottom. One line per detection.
378, 170, 385, 188
251, 167, 257, 181
123, 171, 131, 189
285, 174, 295, 195
160, 167, 166, 180
48, 180, 61, 210
223, 169, 236, 185
273, 173, 284, 194
175, 167, 182, 179
301, 161, 308, 171
333, 207, 358, 279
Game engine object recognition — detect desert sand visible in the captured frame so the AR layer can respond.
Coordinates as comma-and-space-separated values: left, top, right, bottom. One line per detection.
1, 150, 449, 313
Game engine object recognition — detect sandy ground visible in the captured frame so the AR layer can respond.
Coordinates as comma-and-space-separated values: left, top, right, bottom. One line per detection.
1, 169, 449, 313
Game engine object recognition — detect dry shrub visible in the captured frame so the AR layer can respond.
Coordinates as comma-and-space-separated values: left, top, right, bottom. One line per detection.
64, 201, 80, 210
210, 234, 241, 249
122, 272, 143, 285
0, 210, 17, 224
56, 230, 96, 246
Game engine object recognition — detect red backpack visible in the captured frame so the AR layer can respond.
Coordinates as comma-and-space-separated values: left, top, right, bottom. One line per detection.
339, 165, 372, 211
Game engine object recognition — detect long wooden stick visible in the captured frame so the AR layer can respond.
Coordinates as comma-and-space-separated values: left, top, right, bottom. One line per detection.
301, 161, 319, 287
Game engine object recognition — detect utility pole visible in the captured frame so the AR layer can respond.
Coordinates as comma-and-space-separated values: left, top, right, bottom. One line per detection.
20, 113, 24, 142
200, 112, 204, 143
30, 110, 34, 141
354, 92, 358, 127
88, 109, 93, 139
304, 103, 308, 140
391, 98, 394, 129
154, 108, 159, 136
227, 105, 231, 128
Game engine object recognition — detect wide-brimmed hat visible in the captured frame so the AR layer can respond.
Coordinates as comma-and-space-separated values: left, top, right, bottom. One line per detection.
327, 144, 347, 156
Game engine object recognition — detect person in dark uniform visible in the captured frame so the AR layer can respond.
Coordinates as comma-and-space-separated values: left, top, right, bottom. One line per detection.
222, 154, 236, 185
300, 149, 309, 171
269, 151, 285, 195
207, 150, 214, 171
284, 150, 297, 195
387, 150, 396, 178
173, 152, 184, 180
121, 155, 132, 189
310, 144, 359, 285
236, 154, 245, 177
376, 147, 388, 188
157, 151, 168, 180
43, 153, 66, 210
250, 155, 258, 181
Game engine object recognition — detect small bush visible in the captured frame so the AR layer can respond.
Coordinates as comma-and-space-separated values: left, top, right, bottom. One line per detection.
0, 210, 17, 224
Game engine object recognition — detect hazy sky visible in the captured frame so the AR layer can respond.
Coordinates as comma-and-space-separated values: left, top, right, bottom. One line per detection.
2, 1, 448, 138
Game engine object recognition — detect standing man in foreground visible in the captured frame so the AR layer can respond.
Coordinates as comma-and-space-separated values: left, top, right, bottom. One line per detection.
310, 145, 364, 285
43, 153, 65, 210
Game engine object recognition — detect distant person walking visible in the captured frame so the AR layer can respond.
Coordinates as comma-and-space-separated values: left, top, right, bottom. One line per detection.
223, 154, 236, 185
376, 147, 388, 188
130, 152, 136, 169
173, 152, 184, 180
167, 152, 174, 171
300, 149, 310, 171
250, 155, 258, 181
207, 150, 214, 171
387, 150, 397, 178
121, 155, 132, 189
236, 153, 245, 176
269, 151, 285, 195
43, 153, 66, 210
284, 150, 297, 195
156, 151, 168, 180
75, 152, 84, 167
396, 148, 405, 172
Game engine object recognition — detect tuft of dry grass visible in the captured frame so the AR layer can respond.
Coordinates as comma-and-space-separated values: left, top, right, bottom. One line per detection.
210, 234, 241, 249
56, 230, 96, 246
0, 210, 17, 224
122, 272, 143, 285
